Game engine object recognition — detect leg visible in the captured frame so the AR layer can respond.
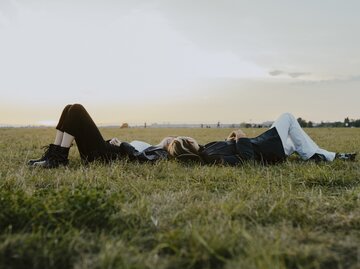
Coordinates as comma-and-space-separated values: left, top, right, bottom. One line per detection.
54, 131, 64, 145
53, 104, 72, 145
29, 104, 73, 167
60, 104, 108, 162
30, 104, 109, 167
271, 113, 336, 161
60, 132, 75, 148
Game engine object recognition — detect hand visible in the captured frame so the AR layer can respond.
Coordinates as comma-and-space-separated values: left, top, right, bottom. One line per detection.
226, 129, 247, 141
109, 137, 122, 146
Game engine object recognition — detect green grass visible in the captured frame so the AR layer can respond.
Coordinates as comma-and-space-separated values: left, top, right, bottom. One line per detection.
0, 127, 359, 269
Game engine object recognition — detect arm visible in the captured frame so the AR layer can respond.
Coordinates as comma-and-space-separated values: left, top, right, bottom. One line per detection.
109, 137, 122, 146
106, 138, 139, 160
226, 129, 247, 141
235, 138, 255, 161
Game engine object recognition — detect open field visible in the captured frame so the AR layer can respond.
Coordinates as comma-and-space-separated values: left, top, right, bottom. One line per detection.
0, 127, 359, 269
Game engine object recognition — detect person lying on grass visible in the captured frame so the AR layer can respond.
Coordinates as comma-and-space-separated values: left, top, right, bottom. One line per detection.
166, 113, 357, 165
28, 104, 190, 168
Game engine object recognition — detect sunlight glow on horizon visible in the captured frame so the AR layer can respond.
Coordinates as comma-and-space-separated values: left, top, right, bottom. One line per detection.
1, 0, 359, 125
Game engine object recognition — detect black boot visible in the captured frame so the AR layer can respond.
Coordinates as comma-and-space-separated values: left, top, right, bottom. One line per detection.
28, 144, 61, 165
31, 146, 70, 168
335, 152, 357, 161
308, 153, 327, 163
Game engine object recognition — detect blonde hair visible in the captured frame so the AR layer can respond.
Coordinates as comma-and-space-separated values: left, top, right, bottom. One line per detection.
167, 136, 200, 157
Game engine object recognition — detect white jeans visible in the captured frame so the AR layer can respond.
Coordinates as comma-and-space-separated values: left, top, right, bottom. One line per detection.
271, 113, 336, 161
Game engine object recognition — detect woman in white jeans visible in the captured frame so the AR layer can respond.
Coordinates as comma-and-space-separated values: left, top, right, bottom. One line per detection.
271, 113, 336, 161
168, 113, 356, 165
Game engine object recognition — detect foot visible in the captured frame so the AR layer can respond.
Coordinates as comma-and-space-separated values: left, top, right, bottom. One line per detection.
308, 153, 327, 163
335, 152, 357, 161
32, 157, 69, 168
28, 144, 60, 165
30, 146, 70, 168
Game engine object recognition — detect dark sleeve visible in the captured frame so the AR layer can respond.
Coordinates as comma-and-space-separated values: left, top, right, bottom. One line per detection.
119, 142, 139, 159
200, 141, 241, 165
235, 138, 255, 161
135, 147, 168, 162
105, 141, 139, 160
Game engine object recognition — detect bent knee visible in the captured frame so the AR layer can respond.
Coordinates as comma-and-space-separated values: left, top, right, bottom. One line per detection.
68, 103, 86, 116
70, 103, 85, 111
62, 104, 73, 113
280, 112, 295, 120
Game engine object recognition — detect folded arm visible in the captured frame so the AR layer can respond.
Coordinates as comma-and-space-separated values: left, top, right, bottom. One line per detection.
226, 129, 247, 141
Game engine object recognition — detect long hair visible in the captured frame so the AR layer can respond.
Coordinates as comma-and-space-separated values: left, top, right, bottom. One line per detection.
167, 136, 200, 157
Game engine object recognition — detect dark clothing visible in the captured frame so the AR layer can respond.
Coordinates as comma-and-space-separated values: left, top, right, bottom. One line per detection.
199, 128, 286, 165
56, 104, 168, 163
112, 142, 168, 162
134, 146, 168, 162
56, 104, 126, 162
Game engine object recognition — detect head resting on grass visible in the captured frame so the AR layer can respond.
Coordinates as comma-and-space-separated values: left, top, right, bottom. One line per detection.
166, 136, 200, 157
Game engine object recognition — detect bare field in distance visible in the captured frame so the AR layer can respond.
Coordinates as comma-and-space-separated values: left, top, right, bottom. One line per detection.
0, 127, 359, 269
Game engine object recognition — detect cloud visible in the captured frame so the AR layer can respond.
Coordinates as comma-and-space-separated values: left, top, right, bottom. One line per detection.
288, 72, 310, 78
346, 75, 360, 82
269, 70, 310, 78
0, 0, 18, 23
269, 70, 284, 76
294, 74, 360, 85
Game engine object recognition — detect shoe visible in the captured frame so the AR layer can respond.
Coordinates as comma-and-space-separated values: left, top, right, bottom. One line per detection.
309, 153, 327, 163
28, 144, 61, 165
335, 152, 357, 161
31, 146, 70, 168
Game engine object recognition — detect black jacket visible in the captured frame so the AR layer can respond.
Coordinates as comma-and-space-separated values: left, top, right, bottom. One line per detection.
106, 141, 168, 162
199, 127, 286, 165
133, 145, 168, 162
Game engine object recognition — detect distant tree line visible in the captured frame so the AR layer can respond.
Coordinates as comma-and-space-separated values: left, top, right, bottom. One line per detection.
297, 117, 360, 128
297, 118, 314, 128
124, 117, 360, 129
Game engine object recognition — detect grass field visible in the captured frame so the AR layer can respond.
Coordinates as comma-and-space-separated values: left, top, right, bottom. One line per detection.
0, 127, 359, 269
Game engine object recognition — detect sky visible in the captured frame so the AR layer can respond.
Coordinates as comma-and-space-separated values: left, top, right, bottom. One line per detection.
0, 0, 359, 126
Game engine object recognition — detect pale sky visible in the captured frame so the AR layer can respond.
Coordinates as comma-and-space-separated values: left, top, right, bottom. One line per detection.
0, 0, 359, 126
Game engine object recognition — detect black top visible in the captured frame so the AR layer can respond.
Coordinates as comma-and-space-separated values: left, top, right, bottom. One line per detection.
199, 127, 286, 165
105, 141, 168, 162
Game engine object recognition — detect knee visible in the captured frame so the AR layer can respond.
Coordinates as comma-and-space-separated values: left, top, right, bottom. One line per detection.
281, 112, 295, 121
62, 104, 72, 113
71, 103, 85, 110
68, 104, 86, 117
275, 113, 297, 126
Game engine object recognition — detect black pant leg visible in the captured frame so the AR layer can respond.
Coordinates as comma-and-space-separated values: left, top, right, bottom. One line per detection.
56, 104, 72, 131
61, 104, 108, 162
